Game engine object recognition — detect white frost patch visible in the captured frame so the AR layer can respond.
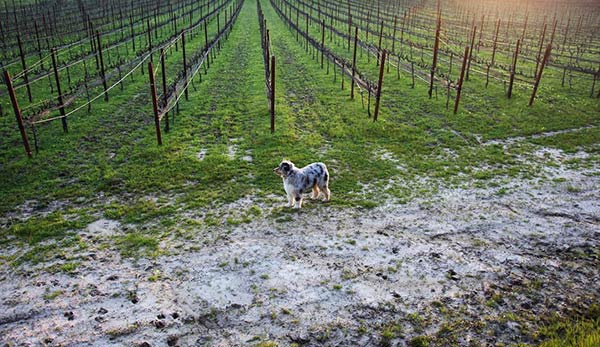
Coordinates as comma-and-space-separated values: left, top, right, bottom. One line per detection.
183, 273, 254, 309
197, 149, 207, 161
351, 282, 394, 304
242, 150, 253, 162
228, 144, 238, 160
86, 219, 121, 237
374, 148, 399, 163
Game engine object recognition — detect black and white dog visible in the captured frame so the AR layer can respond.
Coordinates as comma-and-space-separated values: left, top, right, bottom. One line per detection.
273, 160, 331, 208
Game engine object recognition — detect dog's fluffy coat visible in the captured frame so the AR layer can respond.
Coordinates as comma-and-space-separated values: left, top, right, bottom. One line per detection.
274, 160, 330, 208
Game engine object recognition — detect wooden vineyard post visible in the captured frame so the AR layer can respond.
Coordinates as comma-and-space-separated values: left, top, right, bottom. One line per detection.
270, 55, 276, 133
347, 13, 352, 52
305, 13, 309, 52
373, 50, 387, 122
429, 13, 441, 98
529, 44, 552, 106
534, 23, 547, 78
266, 28, 270, 67
351, 26, 358, 100
507, 39, 520, 98
561, 16, 570, 52
204, 21, 210, 69
17, 33, 33, 102
377, 21, 384, 66
591, 63, 600, 98
96, 31, 109, 101
147, 19, 153, 62
486, 19, 500, 87
466, 25, 476, 81
4, 70, 32, 158
161, 49, 169, 132
454, 47, 469, 114
549, 19, 557, 50
51, 48, 68, 133
130, 15, 135, 51
321, 19, 325, 69
521, 13, 528, 42
148, 62, 162, 145
391, 15, 397, 53
477, 14, 484, 52
182, 31, 189, 101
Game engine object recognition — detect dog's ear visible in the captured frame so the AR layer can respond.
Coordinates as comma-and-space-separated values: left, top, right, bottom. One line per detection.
281, 161, 291, 172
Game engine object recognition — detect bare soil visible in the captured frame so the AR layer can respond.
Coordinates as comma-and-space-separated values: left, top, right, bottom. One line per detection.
1, 149, 599, 347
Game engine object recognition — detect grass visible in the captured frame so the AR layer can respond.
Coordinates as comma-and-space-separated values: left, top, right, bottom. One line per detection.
0, 0, 597, 233
115, 232, 160, 258
43, 290, 63, 301
536, 318, 600, 347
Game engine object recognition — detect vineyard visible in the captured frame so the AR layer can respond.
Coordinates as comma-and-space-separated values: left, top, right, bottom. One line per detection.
1, 0, 599, 345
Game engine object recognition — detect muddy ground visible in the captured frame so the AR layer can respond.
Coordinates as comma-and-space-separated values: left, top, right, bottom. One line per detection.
1, 147, 599, 347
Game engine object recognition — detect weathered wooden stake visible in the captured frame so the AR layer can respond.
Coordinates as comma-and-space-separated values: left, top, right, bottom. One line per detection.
429, 14, 441, 98
377, 21, 384, 66
534, 23, 547, 78
529, 44, 552, 106
16, 33, 33, 102
204, 21, 210, 69
466, 25, 476, 80
391, 15, 398, 53
590, 63, 600, 98
491, 18, 500, 66
95, 31, 109, 101
374, 50, 387, 121
130, 15, 135, 51
50, 48, 68, 133
147, 19, 153, 62
305, 13, 309, 52
321, 19, 325, 69
454, 47, 469, 114
33, 20, 44, 69
148, 62, 162, 145
508, 39, 520, 98
351, 26, 358, 99
270, 55, 276, 133
161, 49, 169, 132
561, 16, 570, 51
411, 61, 415, 88
217, 13, 221, 50
4, 70, 32, 158
182, 31, 189, 101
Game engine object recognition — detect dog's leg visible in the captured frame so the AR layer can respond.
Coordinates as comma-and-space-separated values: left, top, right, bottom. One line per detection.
311, 186, 320, 199
294, 195, 302, 209
287, 194, 294, 207
322, 186, 331, 201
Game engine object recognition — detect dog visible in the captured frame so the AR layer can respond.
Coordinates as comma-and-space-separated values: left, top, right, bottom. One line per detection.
273, 160, 331, 208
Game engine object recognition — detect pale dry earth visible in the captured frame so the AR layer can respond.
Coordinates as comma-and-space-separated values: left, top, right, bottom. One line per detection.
0, 147, 599, 347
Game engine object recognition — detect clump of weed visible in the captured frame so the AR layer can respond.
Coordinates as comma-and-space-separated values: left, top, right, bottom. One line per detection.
116, 233, 159, 258
8, 212, 88, 244
255, 341, 278, 347
408, 335, 430, 347
43, 290, 63, 301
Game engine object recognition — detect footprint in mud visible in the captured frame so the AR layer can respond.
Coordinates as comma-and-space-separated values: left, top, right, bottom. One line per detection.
63, 311, 74, 321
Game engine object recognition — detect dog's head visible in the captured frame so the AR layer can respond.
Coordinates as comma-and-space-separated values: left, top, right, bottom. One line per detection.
274, 160, 294, 178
